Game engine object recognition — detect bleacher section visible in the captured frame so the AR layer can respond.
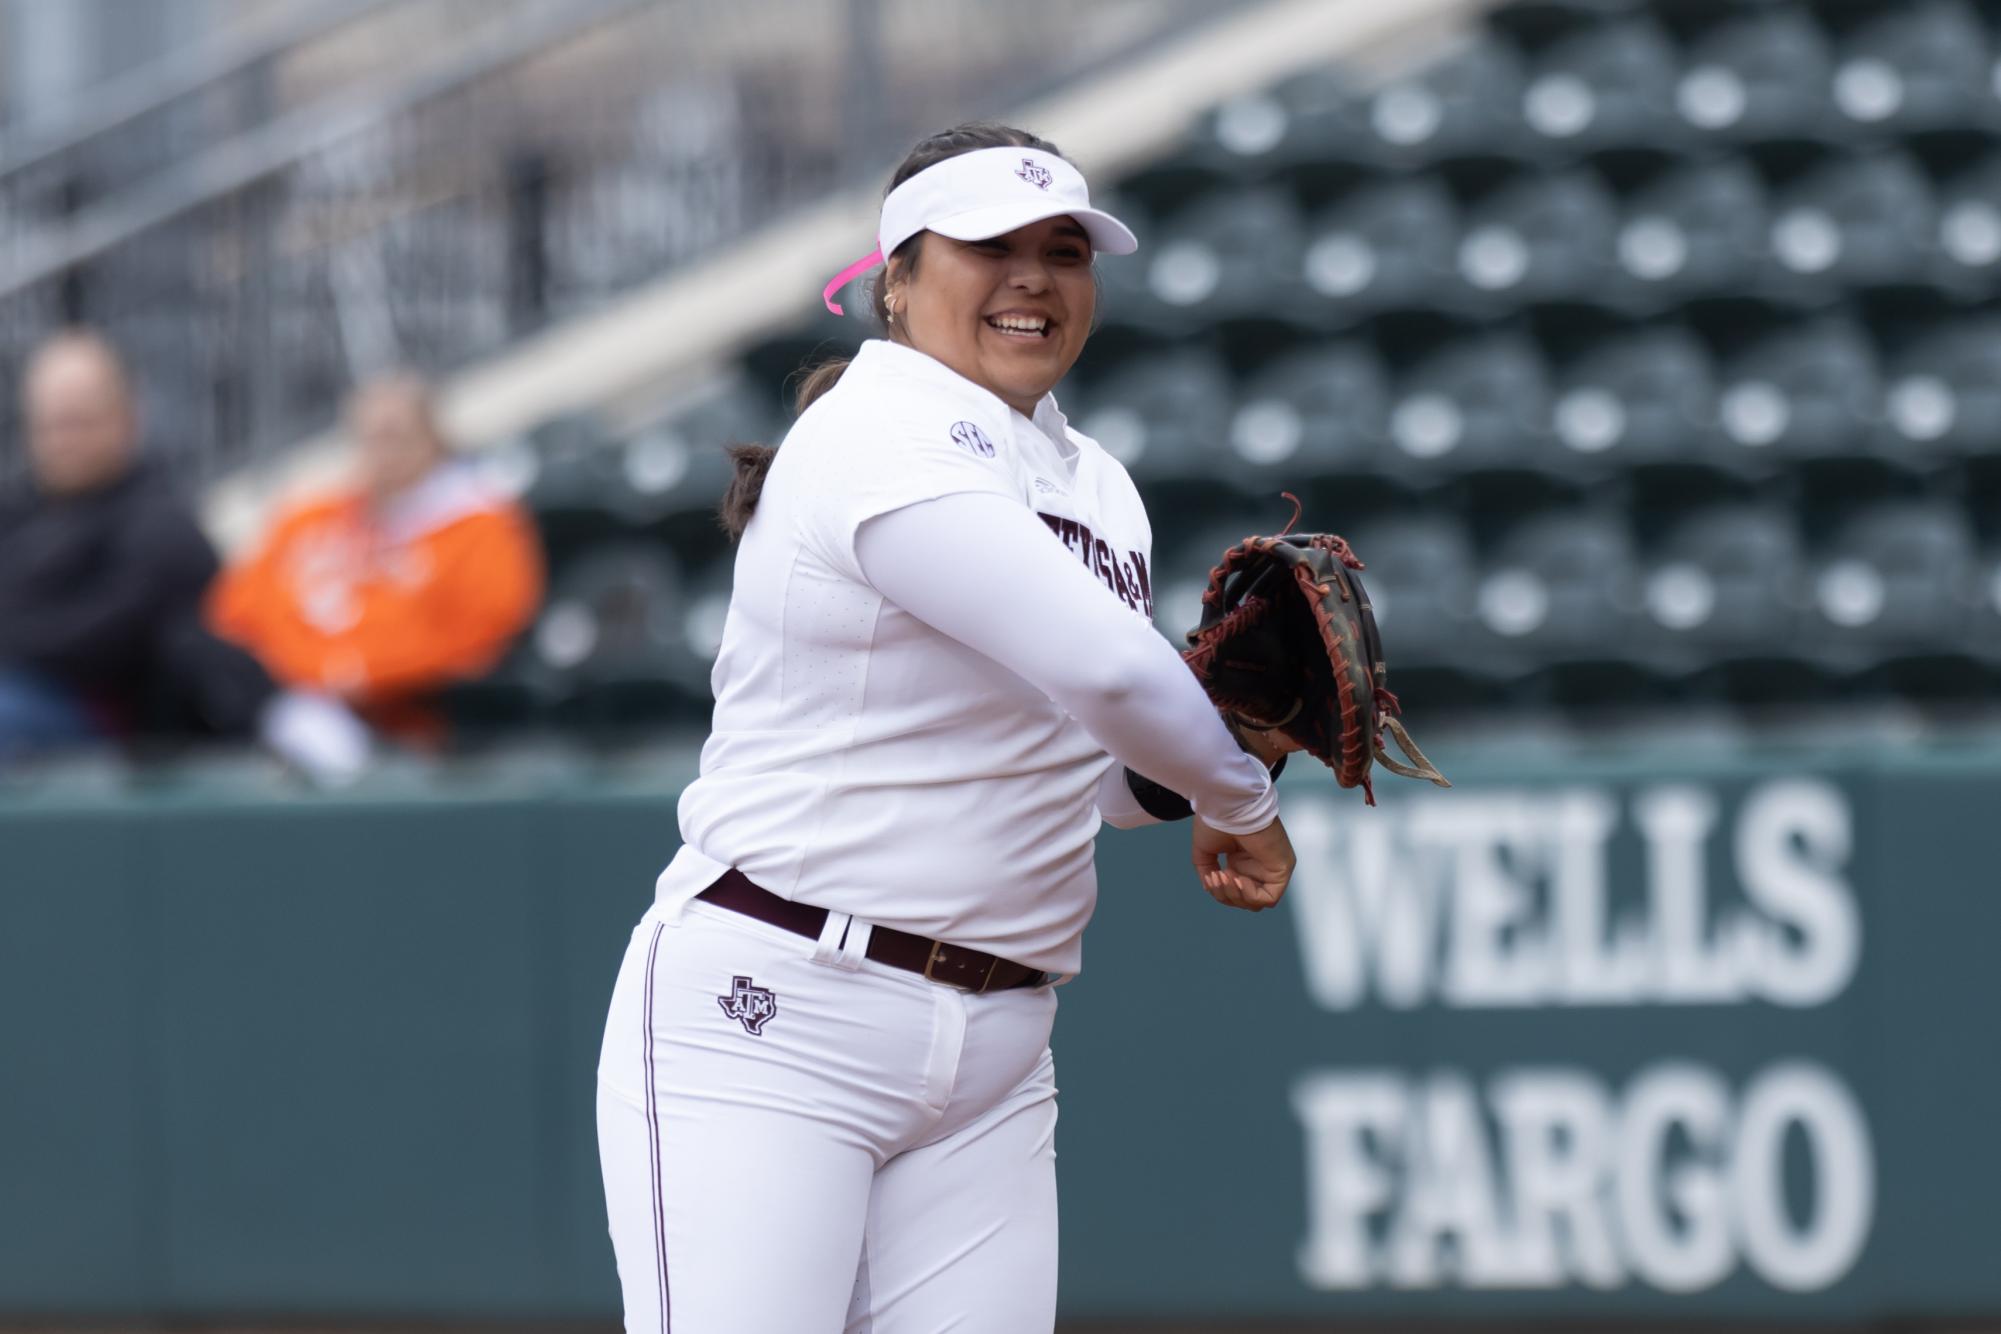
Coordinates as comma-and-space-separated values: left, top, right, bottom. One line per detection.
455, 0, 2001, 738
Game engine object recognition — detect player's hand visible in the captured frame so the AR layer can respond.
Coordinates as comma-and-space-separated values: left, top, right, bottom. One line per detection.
1192, 815, 1295, 912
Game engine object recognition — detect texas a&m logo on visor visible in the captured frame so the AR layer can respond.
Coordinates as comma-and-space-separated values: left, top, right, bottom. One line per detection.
1015, 157, 1054, 191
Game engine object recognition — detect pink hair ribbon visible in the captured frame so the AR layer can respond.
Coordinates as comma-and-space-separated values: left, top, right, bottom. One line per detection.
822, 248, 884, 315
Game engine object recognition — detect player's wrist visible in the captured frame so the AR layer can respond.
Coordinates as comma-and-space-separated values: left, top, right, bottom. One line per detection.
1195, 769, 1279, 835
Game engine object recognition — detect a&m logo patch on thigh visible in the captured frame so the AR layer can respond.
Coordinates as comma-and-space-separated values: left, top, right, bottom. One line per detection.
718, 975, 777, 1035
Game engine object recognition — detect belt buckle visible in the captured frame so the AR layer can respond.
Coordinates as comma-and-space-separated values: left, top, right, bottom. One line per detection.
924, 941, 1000, 993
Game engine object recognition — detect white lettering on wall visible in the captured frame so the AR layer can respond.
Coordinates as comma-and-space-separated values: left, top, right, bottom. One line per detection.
1635, 788, 1743, 1003
1292, 1062, 1875, 1294
1288, 779, 1858, 1011
1490, 1069, 1622, 1288
1731, 1063, 1874, 1290
1295, 1071, 1403, 1288
1615, 1064, 1735, 1292
1735, 781, 1861, 1008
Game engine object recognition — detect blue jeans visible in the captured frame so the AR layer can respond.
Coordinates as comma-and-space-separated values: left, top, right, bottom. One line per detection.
0, 666, 103, 763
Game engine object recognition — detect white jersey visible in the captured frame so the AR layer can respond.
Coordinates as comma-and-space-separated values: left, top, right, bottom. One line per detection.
655, 339, 1240, 974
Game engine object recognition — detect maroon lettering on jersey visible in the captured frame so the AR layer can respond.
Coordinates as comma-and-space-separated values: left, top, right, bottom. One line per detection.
1130, 550, 1154, 617
1092, 539, 1116, 595
1037, 510, 1152, 615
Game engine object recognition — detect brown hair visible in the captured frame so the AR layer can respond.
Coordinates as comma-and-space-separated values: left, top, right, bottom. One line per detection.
719, 121, 1068, 541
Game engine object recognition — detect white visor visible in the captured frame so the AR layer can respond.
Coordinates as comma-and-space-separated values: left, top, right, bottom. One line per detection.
823, 145, 1137, 313
879, 146, 1137, 258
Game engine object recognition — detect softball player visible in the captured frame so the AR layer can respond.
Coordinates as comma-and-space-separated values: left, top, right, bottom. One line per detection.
597, 122, 1295, 1334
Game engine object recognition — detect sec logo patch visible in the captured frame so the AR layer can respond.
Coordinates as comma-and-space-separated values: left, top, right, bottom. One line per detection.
949, 421, 996, 458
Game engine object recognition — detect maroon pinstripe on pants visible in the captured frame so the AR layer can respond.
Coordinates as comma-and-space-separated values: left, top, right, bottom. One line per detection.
641, 923, 670, 1329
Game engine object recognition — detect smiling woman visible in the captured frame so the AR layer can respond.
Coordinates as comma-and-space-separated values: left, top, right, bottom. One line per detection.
600, 119, 1296, 1334
721, 122, 1121, 540
899, 215, 1096, 416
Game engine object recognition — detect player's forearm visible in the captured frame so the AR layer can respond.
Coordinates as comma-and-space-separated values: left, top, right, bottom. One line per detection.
1065, 634, 1275, 832
1117, 740, 1289, 828
855, 492, 1275, 834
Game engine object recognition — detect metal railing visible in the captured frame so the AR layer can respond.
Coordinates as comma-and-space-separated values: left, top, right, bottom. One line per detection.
0, 0, 1238, 485
0, 0, 398, 189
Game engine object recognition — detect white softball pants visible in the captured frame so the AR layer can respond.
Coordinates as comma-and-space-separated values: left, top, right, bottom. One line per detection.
597, 895, 1061, 1333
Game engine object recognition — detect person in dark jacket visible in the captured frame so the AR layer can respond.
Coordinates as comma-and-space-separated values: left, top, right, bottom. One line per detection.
0, 329, 368, 781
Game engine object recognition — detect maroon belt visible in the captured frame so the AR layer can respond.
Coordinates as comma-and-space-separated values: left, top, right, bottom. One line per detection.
697, 869, 1048, 994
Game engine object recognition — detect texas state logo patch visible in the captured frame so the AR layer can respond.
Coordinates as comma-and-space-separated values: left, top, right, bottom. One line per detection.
949, 420, 997, 458
718, 975, 777, 1035
1016, 157, 1054, 191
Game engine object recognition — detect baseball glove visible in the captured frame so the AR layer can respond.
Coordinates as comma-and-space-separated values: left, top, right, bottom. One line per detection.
1182, 503, 1450, 806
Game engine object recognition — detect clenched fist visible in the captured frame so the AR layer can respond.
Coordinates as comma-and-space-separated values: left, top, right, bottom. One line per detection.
1192, 814, 1295, 912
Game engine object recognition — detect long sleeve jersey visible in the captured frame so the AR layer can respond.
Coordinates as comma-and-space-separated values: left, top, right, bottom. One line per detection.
653, 340, 1271, 975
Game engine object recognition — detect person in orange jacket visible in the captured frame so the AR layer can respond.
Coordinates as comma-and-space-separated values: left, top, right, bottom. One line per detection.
209, 374, 544, 743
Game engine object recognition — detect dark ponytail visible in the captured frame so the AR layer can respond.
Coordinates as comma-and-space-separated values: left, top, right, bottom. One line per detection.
717, 121, 1071, 541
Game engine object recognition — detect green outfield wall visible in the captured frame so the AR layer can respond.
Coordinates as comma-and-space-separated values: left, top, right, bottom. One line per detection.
1, 747, 1996, 1321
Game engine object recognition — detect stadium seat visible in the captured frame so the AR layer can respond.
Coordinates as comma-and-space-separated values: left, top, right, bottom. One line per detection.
1826, 0, 1992, 140
532, 541, 706, 719
518, 411, 630, 556
1385, 331, 1556, 476
1638, 502, 1809, 670
512, 374, 774, 589
1298, 176, 1469, 323
1548, 324, 1726, 474
1673, 7, 1840, 148
1091, 195, 1179, 333
680, 555, 736, 670
1714, 316, 1882, 467
607, 375, 781, 535
1971, 540, 2001, 666
1478, 507, 1646, 667
1227, 340, 1393, 489
1763, 150, 1940, 301
1151, 512, 1285, 642
739, 314, 860, 409
438, 641, 555, 736
1518, 16, 1689, 160
1137, 186, 1310, 327
1185, 68, 1387, 178
1456, 169, 1622, 314
1109, 149, 1238, 218
1805, 499, 1981, 668
1612, 158, 1772, 313
1931, 150, 2001, 293
1068, 345, 1235, 489
1875, 315, 2001, 467
1342, 513, 1490, 673
1360, 39, 1538, 168
1487, 0, 1648, 47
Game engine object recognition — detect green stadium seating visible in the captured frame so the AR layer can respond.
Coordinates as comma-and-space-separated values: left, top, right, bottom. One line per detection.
1674, 7, 1840, 148
1518, 15, 1691, 160
505, 0, 2001, 727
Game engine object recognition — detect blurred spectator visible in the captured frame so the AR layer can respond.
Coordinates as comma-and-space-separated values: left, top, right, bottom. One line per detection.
0, 329, 370, 782
209, 375, 545, 744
